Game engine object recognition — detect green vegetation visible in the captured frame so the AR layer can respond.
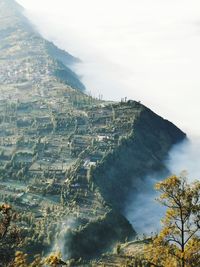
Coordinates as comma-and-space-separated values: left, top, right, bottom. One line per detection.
65, 210, 134, 260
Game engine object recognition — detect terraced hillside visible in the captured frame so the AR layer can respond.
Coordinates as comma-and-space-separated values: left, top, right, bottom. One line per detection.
0, 0, 85, 94
0, 0, 186, 263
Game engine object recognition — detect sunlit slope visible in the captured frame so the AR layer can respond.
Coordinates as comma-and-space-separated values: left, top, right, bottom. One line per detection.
0, 0, 85, 94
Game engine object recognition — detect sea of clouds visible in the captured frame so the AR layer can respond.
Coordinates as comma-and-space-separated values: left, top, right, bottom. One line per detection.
17, 0, 200, 134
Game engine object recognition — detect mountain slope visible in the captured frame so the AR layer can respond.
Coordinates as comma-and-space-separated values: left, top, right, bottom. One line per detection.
0, 0, 85, 92
0, 0, 186, 263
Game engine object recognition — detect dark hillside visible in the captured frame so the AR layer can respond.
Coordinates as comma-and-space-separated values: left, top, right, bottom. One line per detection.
91, 102, 186, 209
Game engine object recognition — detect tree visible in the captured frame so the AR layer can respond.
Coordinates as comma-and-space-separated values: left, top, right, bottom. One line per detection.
145, 173, 200, 267
44, 253, 67, 267
11, 252, 66, 267
0, 204, 22, 266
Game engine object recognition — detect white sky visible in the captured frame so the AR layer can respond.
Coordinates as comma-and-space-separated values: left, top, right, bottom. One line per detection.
17, 0, 200, 135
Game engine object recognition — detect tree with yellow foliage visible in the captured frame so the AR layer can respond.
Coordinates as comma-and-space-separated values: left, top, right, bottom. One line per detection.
0, 204, 23, 266
11, 252, 67, 267
44, 253, 67, 266
145, 173, 200, 267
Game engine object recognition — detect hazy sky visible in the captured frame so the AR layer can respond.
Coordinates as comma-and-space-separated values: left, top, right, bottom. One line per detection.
17, 0, 200, 135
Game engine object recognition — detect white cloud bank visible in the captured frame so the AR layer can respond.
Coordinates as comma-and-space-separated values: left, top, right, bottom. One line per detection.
17, 0, 200, 135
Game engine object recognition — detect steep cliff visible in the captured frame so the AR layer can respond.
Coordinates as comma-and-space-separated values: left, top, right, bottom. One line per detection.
91, 102, 186, 209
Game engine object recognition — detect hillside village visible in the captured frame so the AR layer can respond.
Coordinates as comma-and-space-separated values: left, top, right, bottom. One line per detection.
0, 0, 187, 265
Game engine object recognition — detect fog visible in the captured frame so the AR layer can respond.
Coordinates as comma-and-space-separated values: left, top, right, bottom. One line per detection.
16, 0, 200, 234
125, 174, 166, 235
126, 137, 200, 234
51, 218, 75, 261
17, 0, 200, 135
